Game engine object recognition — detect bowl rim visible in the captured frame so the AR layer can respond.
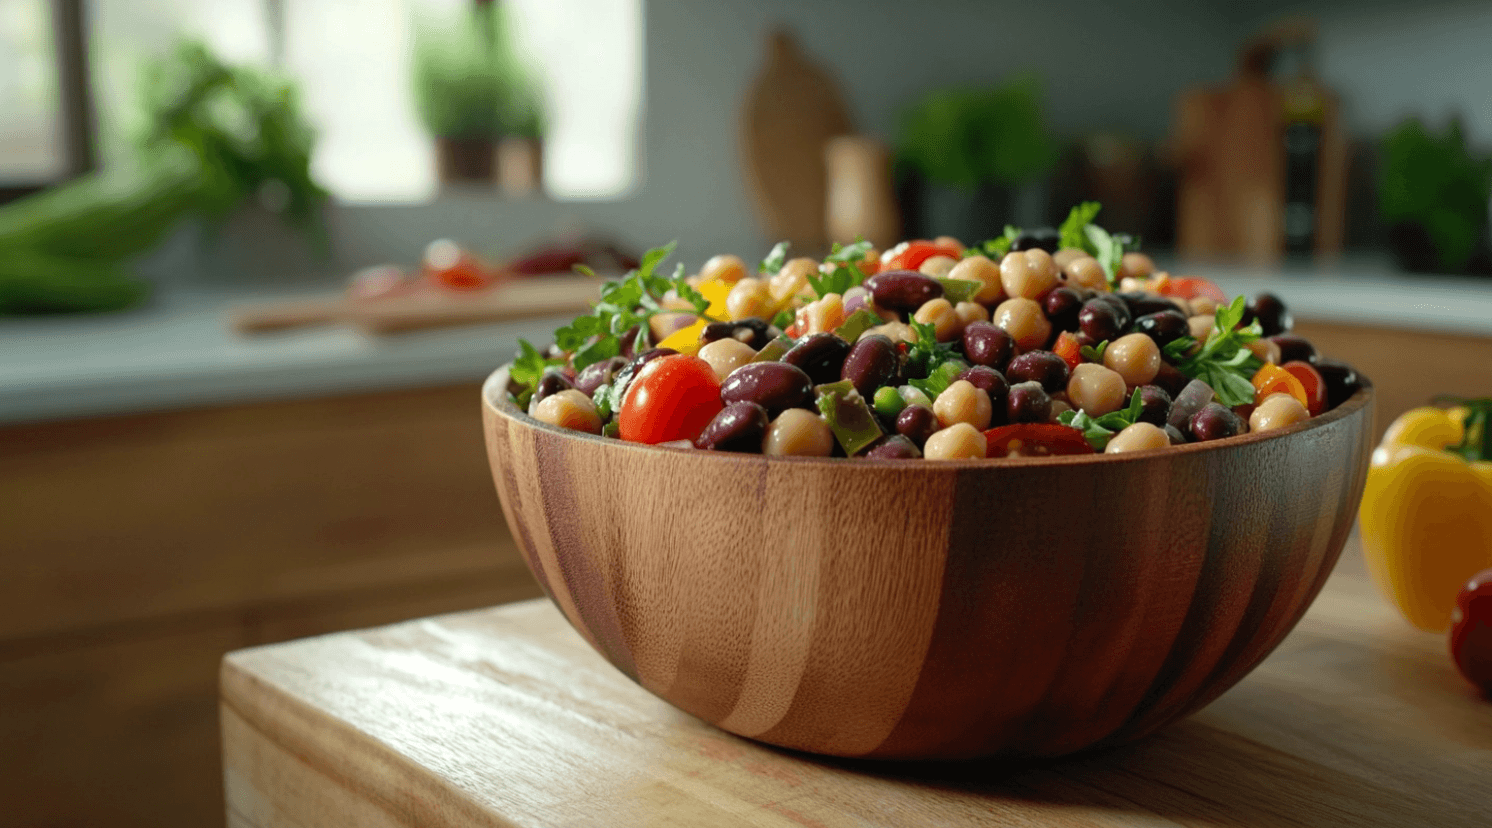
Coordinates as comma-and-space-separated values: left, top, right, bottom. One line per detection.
483, 364, 1374, 468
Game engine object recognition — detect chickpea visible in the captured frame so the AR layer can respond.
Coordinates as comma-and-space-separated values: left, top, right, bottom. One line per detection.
1119, 252, 1155, 281
1064, 255, 1109, 292
804, 293, 845, 335
769, 257, 818, 304
698, 338, 757, 381
919, 255, 959, 279
954, 301, 989, 327
1246, 338, 1282, 365
1104, 333, 1161, 386
948, 254, 1005, 304
1188, 314, 1216, 343
913, 297, 962, 342
1049, 398, 1073, 421
932, 379, 992, 430
726, 277, 771, 320
1250, 393, 1310, 433
1188, 295, 1219, 317
762, 409, 835, 456
923, 422, 987, 460
991, 297, 1051, 351
862, 320, 916, 343
532, 390, 602, 434
1053, 248, 1086, 269
1000, 249, 1062, 300
1067, 363, 1128, 416
1106, 421, 1169, 454
932, 235, 964, 250
649, 311, 696, 342
700, 254, 749, 284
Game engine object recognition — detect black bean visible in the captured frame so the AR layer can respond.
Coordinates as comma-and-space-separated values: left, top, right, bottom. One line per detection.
1006, 351, 1069, 393
866, 270, 944, 312
1137, 385, 1173, 427
1007, 381, 1052, 424
863, 434, 922, 459
702, 318, 775, 351
1091, 293, 1133, 329
610, 347, 678, 406
719, 362, 814, 414
1079, 300, 1124, 343
574, 356, 628, 397
1270, 334, 1317, 365
695, 401, 769, 452
1189, 402, 1244, 442
839, 334, 901, 397
1314, 358, 1360, 409
784, 332, 852, 386
1041, 286, 1084, 333
962, 322, 1016, 372
1168, 379, 1215, 432
1131, 310, 1191, 349
1012, 227, 1060, 252
1120, 292, 1184, 318
1246, 293, 1293, 336
895, 404, 939, 447
533, 372, 573, 406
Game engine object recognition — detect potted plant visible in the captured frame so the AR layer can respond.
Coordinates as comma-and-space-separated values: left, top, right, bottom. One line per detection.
895, 75, 1060, 242
1379, 116, 1492, 274
413, 1, 545, 191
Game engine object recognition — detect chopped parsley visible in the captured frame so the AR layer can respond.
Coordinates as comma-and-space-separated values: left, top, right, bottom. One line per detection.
806, 239, 873, 299
1162, 296, 1264, 407
509, 339, 564, 408
967, 225, 1022, 260
758, 241, 790, 275
1058, 202, 1130, 288
1058, 388, 1145, 450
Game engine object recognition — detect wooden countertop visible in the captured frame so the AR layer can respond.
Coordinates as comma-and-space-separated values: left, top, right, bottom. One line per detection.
220, 542, 1491, 827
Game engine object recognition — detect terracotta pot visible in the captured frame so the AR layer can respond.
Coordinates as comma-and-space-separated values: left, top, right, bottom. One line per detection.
435, 137, 497, 185
498, 137, 544, 198
481, 368, 1374, 760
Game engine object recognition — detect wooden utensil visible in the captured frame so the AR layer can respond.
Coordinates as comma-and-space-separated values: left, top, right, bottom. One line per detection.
740, 28, 855, 252
481, 368, 1375, 760
229, 274, 600, 336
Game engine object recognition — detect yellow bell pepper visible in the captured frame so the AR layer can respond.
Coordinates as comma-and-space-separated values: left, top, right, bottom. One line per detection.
1359, 401, 1492, 631
654, 277, 732, 355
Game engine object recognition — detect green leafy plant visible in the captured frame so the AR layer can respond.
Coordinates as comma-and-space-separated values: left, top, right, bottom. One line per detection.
1163, 296, 1264, 407
897, 75, 1060, 191
413, 3, 545, 140
1379, 117, 1492, 273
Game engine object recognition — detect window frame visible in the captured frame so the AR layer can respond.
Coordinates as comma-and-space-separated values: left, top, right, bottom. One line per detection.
0, 0, 96, 205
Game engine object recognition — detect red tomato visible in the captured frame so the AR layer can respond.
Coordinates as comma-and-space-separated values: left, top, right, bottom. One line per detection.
1280, 361, 1327, 416
618, 354, 724, 444
1053, 331, 1083, 371
884, 241, 962, 272
423, 239, 497, 291
1450, 568, 1492, 695
1250, 363, 1309, 410
1158, 277, 1228, 304
984, 424, 1094, 458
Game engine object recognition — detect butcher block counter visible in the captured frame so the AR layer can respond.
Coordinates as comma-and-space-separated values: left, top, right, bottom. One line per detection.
220, 540, 1490, 828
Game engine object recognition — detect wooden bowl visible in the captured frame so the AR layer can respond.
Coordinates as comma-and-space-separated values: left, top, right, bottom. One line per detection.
482, 369, 1374, 760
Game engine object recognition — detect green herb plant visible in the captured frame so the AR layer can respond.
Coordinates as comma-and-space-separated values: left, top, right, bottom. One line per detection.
1379, 117, 1492, 273
413, 3, 545, 140
897, 75, 1060, 191
1162, 296, 1264, 407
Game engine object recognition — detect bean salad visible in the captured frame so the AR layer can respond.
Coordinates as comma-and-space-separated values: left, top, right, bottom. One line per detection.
506, 203, 1362, 459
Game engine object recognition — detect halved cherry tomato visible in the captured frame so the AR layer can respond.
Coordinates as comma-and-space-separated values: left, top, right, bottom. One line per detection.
618, 354, 724, 444
424, 239, 497, 291
1158, 276, 1227, 304
1281, 360, 1327, 416
1450, 568, 1492, 695
883, 241, 963, 272
1053, 331, 1083, 371
984, 423, 1095, 458
1250, 363, 1309, 410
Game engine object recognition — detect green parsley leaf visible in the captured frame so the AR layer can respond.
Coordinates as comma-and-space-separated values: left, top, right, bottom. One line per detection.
638, 240, 678, 280
1092, 388, 1145, 431
1166, 295, 1265, 407
1057, 408, 1114, 450
907, 359, 967, 399
824, 238, 874, 266
1084, 223, 1124, 287
509, 339, 564, 407
771, 309, 795, 329
1080, 340, 1110, 363
807, 262, 860, 299
903, 320, 959, 378
969, 225, 1022, 260
1059, 202, 1102, 250
758, 241, 789, 275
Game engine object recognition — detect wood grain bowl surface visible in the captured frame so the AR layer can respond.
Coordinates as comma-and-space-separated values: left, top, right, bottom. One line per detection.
481, 368, 1375, 760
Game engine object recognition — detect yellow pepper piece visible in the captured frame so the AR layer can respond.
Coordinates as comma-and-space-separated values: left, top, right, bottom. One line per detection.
654, 278, 732, 355
1358, 405, 1492, 631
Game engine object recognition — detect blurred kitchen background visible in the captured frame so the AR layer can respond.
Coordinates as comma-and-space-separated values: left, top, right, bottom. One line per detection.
3, 0, 1491, 825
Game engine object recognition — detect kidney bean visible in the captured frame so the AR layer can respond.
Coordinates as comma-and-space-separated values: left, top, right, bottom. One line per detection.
1245, 293, 1293, 336
1270, 334, 1317, 365
1314, 358, 1360, 409
864, 434, 923, 459
1137, 384, 1173, 427
695, 401, 769, 452
533, 372, 574, 406
867, 270, 944, 312
1131, 310, 1190, 349
1091, 293, 1133, 329
839, 334, 901, 397
1153, 361, 1190, 397
957, 366, 1009, 425
1164, 424, 1189, 445
1041, 286, 1084, 333
1167, 379, 1215, 432
719, 362, 814, 414
702, 318, 775, 351
962, 322, 1016, 372
574, 356, 628, 397
1007, 381, 1052, 424
895, 404, 939, 447
1189, 402, 1245, 442
1078, 300, 1124, 343
783, 332, 852, 385
1006, 351, 1069, 394
1121, 291, 1184, 318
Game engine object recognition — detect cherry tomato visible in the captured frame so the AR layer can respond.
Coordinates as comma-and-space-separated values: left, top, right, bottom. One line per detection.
1450, 568, 1492, 695
618, 354, 724, 444
1158, 276, 1228, 304
1052, 331, 1083, 371
1280, 360, 1327, 416
984, 423, 1094, 458
1250, 363, 1309, 410
884, 240, 963, 272
423, 239, 497, 291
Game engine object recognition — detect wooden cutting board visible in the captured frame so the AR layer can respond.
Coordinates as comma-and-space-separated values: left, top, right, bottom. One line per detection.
227, 274, 600, 336
221, 542, 1491, 828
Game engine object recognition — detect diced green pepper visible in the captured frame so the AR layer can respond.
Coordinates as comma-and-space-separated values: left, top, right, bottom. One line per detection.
832, 308, 881, 343
751, 335, 794, 363
816, 380, 884, 456
933, 277, 981, 305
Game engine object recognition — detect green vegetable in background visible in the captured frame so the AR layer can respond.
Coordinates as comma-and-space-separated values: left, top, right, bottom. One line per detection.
1379, 116, 1492, 273
897, 75, 1060, 191
413, 2, 545, 140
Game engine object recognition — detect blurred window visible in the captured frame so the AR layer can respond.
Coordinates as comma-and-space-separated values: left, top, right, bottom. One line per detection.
0, 0, 66, 190
88, 0, 642, 202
